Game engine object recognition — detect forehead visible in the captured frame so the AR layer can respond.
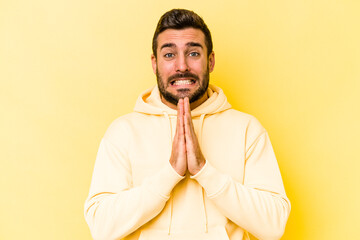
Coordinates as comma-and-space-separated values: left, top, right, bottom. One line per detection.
157, 28, 206, 49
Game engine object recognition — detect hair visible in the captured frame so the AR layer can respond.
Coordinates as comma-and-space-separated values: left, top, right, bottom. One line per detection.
152, 9, 213, 58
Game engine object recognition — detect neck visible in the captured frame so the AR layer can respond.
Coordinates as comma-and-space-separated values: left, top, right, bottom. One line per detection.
161, 93, 208, 110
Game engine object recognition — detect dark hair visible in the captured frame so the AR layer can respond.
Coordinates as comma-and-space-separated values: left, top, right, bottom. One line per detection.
152, 9, 213, 58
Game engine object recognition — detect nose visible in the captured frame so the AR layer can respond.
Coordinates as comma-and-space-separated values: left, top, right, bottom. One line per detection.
175, 54, 189, 72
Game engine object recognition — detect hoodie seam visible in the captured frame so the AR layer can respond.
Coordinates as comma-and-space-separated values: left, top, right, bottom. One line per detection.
206, 176, 231, 199
245, 130, 267, 160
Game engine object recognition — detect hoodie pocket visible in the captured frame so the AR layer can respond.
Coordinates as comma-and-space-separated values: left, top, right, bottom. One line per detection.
139, 226, 230, 240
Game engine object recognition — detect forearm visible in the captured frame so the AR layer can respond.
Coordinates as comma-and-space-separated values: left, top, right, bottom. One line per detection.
193, 162, 290, 240
84, 141, 184, 240
84, 183, 167, 240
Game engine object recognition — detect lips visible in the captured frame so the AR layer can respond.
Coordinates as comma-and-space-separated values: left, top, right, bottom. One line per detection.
168, 73, 199, 86
171, 79, 196, 86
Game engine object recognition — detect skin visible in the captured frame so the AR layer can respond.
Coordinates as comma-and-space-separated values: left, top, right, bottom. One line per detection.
151, 28, 215, 110
151, 28, 214, 175
170, 97, 206, 176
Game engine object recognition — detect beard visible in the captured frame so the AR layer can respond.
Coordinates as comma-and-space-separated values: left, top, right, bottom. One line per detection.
156, 67, 209, 106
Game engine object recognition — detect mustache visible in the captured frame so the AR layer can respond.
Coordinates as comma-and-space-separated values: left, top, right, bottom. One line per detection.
168, 72, 199, 82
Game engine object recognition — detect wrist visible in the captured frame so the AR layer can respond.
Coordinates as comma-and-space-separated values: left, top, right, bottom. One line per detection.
190, 159, 206, 176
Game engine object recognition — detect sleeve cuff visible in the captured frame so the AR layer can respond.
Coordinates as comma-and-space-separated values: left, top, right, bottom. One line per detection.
191, 161, 230, 198
146, 161, 185, 199
190, 160, 208, 178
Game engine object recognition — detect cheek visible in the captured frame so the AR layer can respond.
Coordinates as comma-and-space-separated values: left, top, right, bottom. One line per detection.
158, 62, 174, 76
188, 57, 207, 69
191, 61, 207, 74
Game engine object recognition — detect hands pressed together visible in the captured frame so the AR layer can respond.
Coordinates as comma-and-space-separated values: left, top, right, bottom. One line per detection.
170, 97, 206, 176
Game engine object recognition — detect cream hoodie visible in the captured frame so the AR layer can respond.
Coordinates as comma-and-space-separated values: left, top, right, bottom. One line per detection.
84, 85, 291, 240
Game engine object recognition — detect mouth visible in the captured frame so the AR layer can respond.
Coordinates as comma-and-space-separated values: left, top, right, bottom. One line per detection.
170, 79, 196, 86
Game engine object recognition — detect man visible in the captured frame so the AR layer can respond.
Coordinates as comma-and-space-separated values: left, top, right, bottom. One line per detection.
84, 9, 290, 240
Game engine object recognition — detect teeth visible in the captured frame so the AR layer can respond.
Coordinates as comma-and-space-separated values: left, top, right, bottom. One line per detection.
173, 80, 193, 86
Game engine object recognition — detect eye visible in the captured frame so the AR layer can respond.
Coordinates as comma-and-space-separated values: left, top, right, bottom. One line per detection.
189, 52, 200, 57
164, 53, 175, 58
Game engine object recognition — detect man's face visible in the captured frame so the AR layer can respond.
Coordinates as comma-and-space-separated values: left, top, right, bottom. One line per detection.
151, 28, 215, 107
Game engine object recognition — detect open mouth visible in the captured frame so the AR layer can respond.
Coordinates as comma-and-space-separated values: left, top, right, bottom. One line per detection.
170, 79, 196, 86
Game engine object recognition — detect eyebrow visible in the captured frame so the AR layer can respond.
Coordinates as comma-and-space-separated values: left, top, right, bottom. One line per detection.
186, 42, 203, 48
160, 43, 175, 50
160, 42, 204, 50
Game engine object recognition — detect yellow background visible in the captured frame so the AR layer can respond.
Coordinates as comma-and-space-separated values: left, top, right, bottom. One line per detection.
1, 0, 359, 239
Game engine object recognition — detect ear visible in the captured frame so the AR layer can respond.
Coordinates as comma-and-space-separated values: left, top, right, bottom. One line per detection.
151, 54, 157, 74
208, 51, 215, 73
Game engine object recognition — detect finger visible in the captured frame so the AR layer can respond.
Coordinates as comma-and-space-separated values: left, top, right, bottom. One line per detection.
177, 99, 186, 136
175, 98, 182, 137
173, 99, 186, 157
186, 98, 197, 131
184, 97, 195, 145
178, 98, 185, 141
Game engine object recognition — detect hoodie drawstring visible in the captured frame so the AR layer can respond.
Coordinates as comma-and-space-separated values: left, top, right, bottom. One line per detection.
168, 197, 174, 237
163, 111, 173, 143
198, 114, 206, 147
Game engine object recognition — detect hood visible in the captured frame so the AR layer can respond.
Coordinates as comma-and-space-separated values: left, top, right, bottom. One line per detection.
134, 84, 232, 116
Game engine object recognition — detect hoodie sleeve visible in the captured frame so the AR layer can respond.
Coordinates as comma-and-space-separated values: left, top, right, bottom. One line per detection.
84, 122, 183, 240
192, 119, 290, 240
